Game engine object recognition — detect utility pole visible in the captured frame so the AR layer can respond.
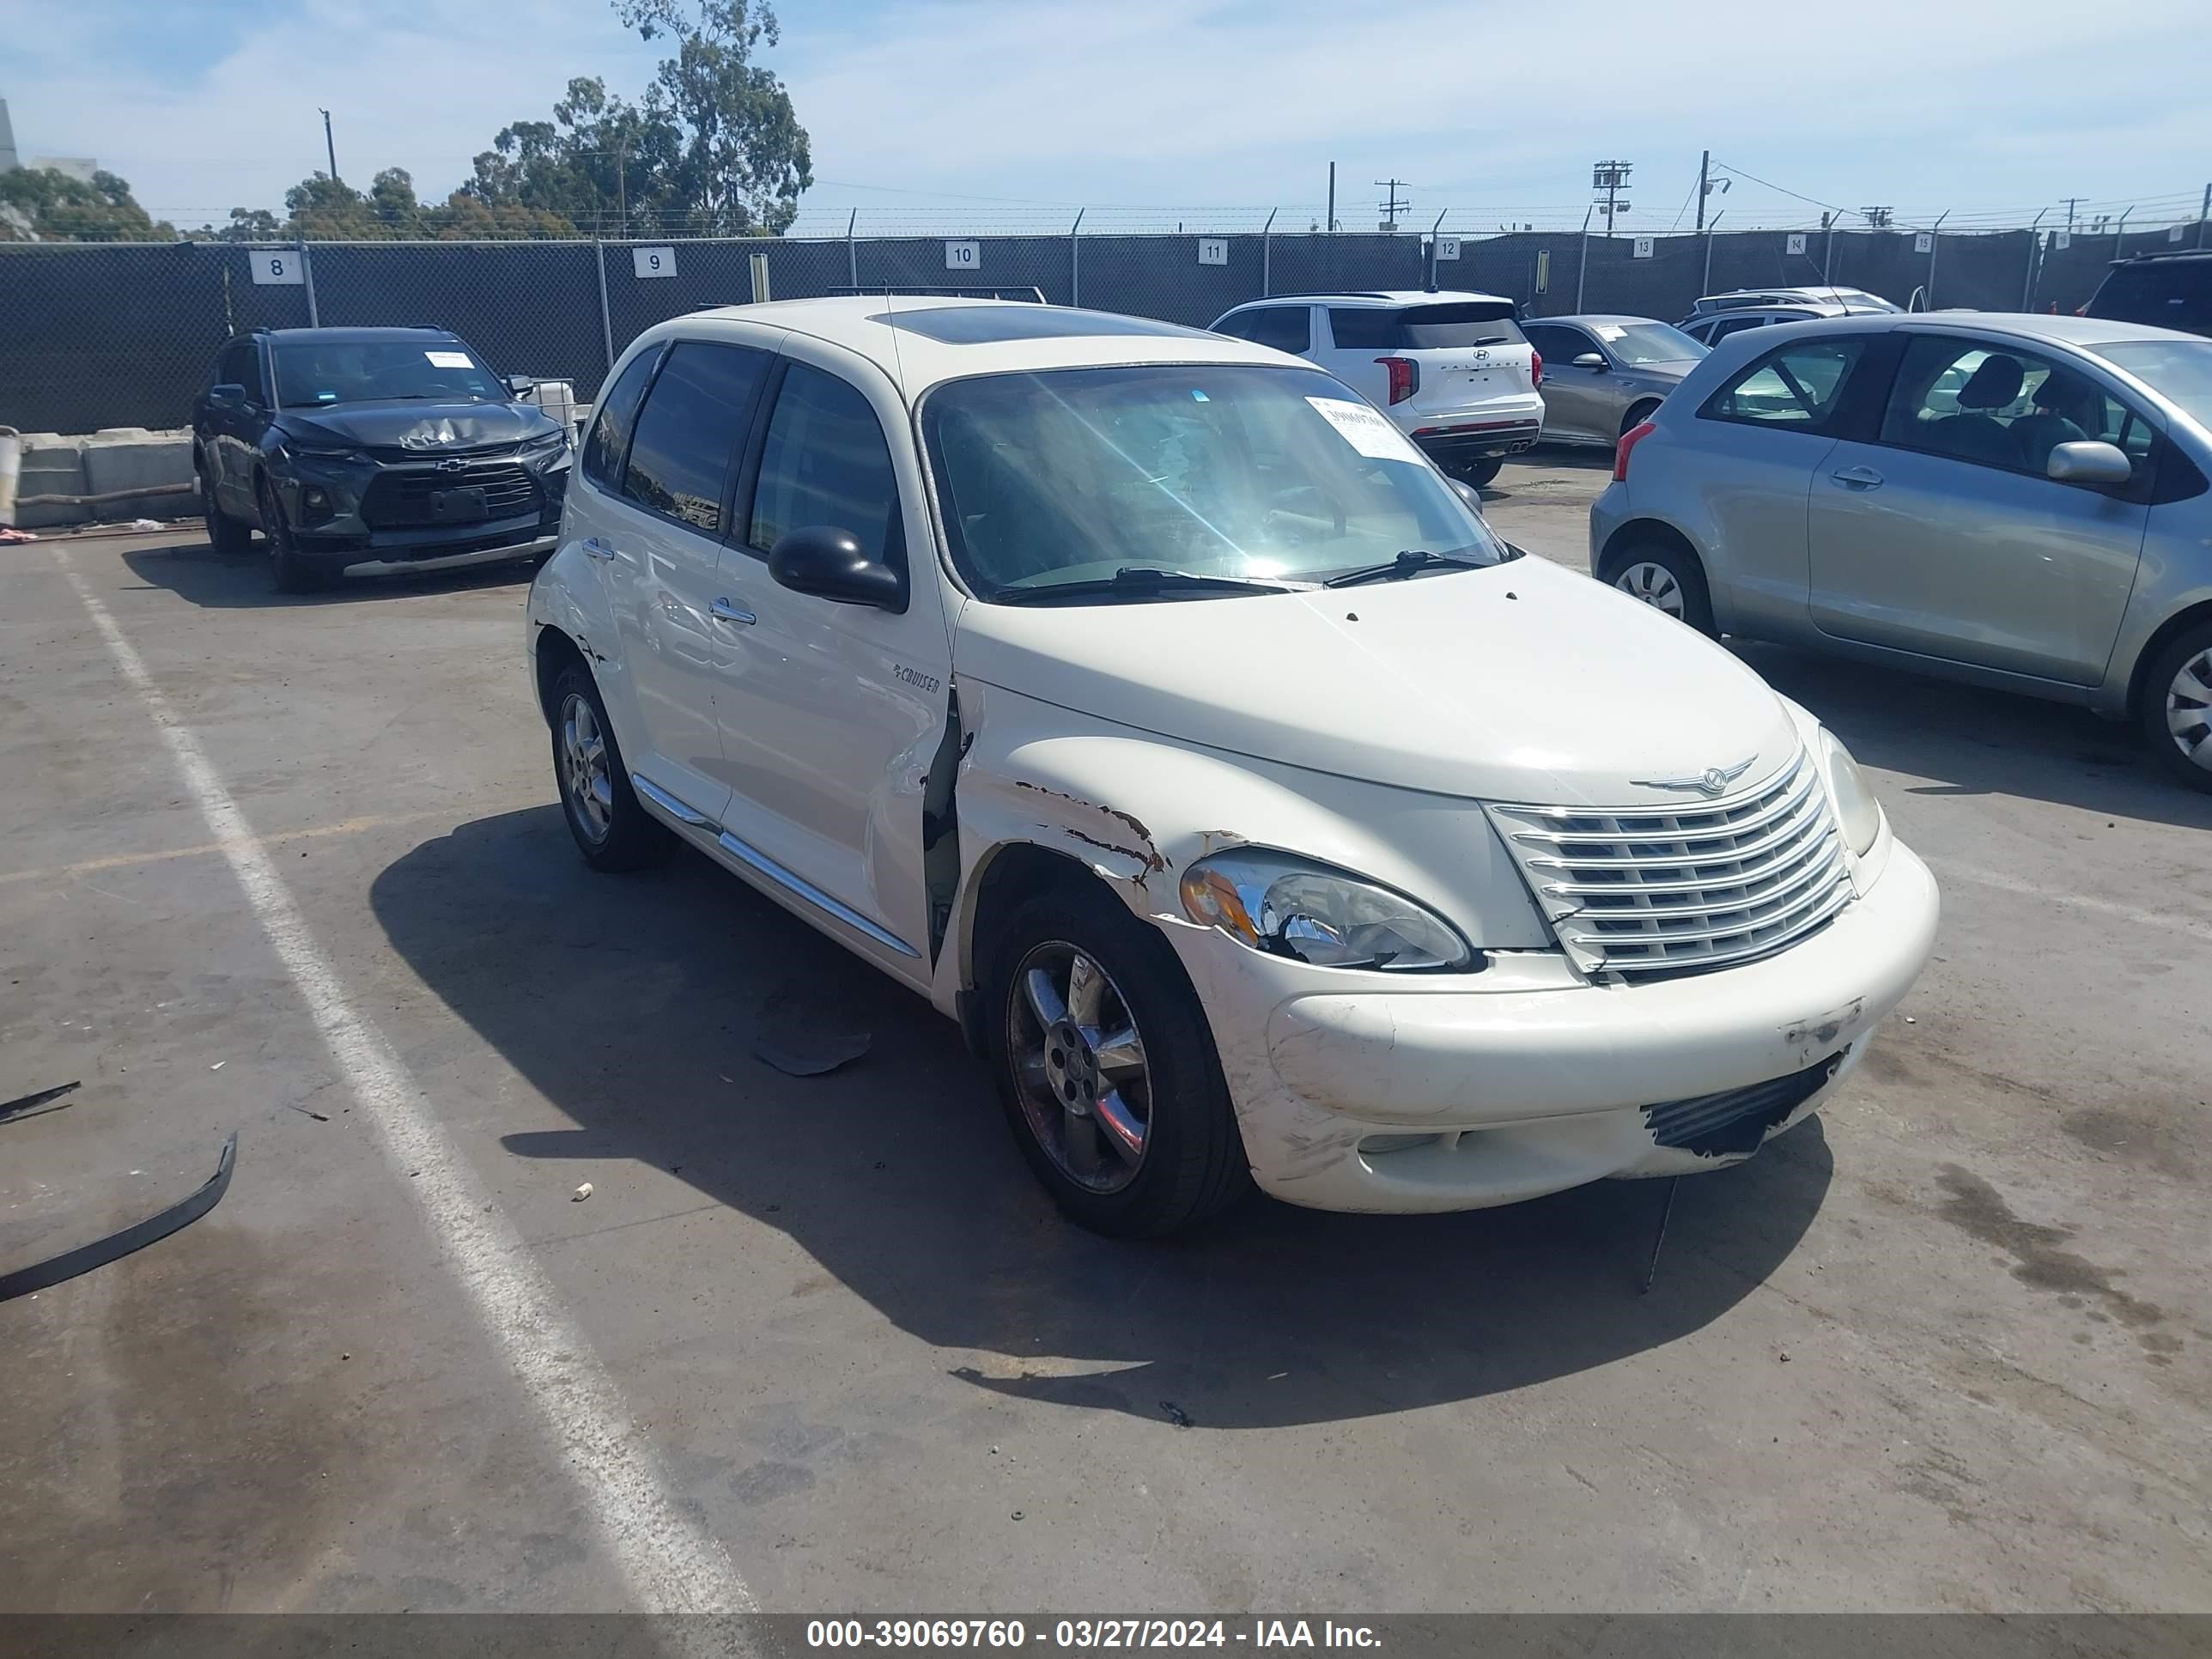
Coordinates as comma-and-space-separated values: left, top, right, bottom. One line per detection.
1375, 179, 1408, 232
1592, 160, 1632, 236
2065, 197, 2078, 234
1327, 162, 1335, 234
319, 108, 338, 184
1696, 150, 1709, 232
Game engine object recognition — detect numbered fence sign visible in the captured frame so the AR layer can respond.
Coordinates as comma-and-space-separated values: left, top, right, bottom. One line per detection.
632, 246, 678, 279
1632, 236, 1655, 259
945, 240, 981, 270
1915, 231, 1935, 253
1196, 238, 1228, 266
1434, 235, 1461, 262
2052, 231, 2071, 251
1785, 232, 1808, 256
249, 250, 304, 285
2172, 224, 2188, 244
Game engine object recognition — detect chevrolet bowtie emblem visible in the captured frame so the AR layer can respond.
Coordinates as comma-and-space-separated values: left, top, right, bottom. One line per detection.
1632, 756, 1756, 797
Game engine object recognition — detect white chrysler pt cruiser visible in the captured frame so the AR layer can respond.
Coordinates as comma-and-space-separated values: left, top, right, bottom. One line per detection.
526, 295, 1939, 1237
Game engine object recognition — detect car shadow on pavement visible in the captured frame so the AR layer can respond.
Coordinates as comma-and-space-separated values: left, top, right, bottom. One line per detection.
372, 805, 1832, 1431
1734, 642, 2212, 832
118, 538, 536, 609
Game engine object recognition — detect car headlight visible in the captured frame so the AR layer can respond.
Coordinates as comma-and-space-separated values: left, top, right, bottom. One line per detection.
524, 431, 571, 462
1819, 729, 1882, 855
1178, 849, 1475, 971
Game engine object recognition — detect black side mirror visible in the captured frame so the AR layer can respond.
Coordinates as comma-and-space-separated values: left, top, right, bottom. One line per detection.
768, 526, 904, 611
207, 383, 246, 408
506, 374, 537, 397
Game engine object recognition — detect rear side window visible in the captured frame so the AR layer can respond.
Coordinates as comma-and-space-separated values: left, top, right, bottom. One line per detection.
1702, 338, 1866, 428
1245, 307, 1312, 353
747, 362, 902, 569
1328, 307, 1398, 350
2087, 262, 2212, 334
619, 342, 773, 532
581, 348, 660, 491
1523, 324, 1589, 362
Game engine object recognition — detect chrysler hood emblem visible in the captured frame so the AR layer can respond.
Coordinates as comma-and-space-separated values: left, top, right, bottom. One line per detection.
1632, 755, 1756, 797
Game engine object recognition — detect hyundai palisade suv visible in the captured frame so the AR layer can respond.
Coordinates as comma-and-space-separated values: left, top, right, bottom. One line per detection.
192, 325, 571, 592
529, 296, 1938, 1237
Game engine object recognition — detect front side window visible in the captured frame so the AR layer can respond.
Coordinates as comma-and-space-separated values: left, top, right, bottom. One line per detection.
621, 341, 772, 532
1881, 336, 2148, 476
581, 347, 660, 491
273, 339, 506, 408
1708, 314, 1771, 343
214, 338, 256, 393
922, 363, 1509, 598
1703, 338, 1865, 428
748, 362, 902, 566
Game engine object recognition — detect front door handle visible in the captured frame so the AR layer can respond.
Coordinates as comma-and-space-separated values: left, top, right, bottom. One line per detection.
1830, 465, 1885, 489
710, 598, 757, 626
581, 535, 617, 561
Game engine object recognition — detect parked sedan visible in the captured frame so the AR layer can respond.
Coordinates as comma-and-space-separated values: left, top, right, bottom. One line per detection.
1523, 315, 1707, 446
192, 325, 570, 592
1591, 312, 2212, 789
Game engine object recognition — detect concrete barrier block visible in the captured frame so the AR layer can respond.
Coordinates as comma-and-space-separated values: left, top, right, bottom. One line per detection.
17, 434, 88, 528
82, 427, 198, 522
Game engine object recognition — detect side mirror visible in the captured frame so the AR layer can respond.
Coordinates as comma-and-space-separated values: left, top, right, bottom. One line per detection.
1447, 478, 1486, 511
768, 526, 904, 610
506, 374, 537, 397
2045, 441, 2132, 486
1571, 352, 1608, 370
207, 383, 246, 408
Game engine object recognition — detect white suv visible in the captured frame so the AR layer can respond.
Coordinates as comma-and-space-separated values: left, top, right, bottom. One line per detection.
528, 295, 1937, 1237
1211, 290, 1544, 486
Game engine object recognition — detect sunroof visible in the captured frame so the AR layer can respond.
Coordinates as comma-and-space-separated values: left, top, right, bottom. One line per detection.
866, 306, 1214, 344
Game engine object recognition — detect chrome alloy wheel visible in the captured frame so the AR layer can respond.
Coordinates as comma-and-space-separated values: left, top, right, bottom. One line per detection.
1616, 560, 1686, 618
559, 691, 615, 842
1007, 941, 1152, 1193
2165, 645, 2212, 775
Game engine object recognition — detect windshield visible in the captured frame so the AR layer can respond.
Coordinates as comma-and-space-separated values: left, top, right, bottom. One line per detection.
275, 340, 507, 409
1590, 320, 1707, 366
922, 363, 1509, 599
2096, 339, 2212, 429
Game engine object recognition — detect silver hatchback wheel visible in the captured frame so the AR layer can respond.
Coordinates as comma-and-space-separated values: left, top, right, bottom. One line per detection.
559, 691, 615, 842
2164, 646, 2212, 775
1006, 940, 1152, 1194
1616, 560, 1686, 618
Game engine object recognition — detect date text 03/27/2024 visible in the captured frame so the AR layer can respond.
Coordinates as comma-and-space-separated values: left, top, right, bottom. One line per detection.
805, 1620, 1382, 1650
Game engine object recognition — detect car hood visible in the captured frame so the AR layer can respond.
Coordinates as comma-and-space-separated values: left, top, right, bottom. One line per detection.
952, 555, 1802, 804
1628, 358, 1700, 382
276, 401, 557, 451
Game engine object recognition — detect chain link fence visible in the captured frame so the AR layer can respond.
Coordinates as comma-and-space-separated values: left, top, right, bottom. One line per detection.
3, 221, 2203, 435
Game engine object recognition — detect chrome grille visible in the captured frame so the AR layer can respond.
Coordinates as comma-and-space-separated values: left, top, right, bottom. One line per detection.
1486, 750, 1850, 980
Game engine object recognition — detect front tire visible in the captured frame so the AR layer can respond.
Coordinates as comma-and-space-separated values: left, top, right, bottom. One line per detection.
258, 474, 334, 593
984, 882, 1248, 1237
1604, 538, 1716, 636
550, 663, 672, 870
2140, 621, 2212, 793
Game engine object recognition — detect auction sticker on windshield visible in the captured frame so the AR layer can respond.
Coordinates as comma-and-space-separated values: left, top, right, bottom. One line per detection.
1305, 397, 1425, 464
425, 350, 473, 368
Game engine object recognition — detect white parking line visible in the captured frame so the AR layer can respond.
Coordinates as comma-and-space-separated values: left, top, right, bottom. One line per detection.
56, 548, 752, 1613
1928, 857, 2211, 941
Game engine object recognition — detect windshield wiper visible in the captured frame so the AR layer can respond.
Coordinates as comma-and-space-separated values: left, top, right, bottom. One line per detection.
992, 567, 1306, 605
1322, 549, 1493, 588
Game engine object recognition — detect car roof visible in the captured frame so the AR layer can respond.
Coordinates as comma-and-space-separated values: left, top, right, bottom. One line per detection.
1716, 310, 2200, 348
249, 325, 462, 343
641, 296, 1294, 393
1220, 289, 1515, 311
1536, 313, 1674, 327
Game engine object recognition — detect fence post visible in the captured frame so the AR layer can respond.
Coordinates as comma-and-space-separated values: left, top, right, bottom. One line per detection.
594, 240, 615, 374
299, 237, 319, 327
1262, 208, 1275, 297
1576, 207, 1591, 311
1702, 228, 1714, 296
1924, 211, 1947, 310
2115, 207, 2130, 263
1069, 210, 1084, 307
1822, 222, 1834, 283
847, 210, 859, 290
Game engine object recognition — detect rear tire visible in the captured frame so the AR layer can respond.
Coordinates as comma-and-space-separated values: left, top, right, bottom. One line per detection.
258, 474, 334, 594
2139, 621, 2212, 793
1448, 457, 1504, 489
1604, 537, 1716, 637
203, 471, 252, 553
550, 662, 672, 870
983, 881, 1249, 1238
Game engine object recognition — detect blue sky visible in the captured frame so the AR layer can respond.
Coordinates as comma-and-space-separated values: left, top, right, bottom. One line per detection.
7, 0, 2209, 235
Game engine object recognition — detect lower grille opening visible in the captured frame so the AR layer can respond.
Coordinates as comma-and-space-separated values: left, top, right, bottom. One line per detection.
1643, 1049, 1845, 1157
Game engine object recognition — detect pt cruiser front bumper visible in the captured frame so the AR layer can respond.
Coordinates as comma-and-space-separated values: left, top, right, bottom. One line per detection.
1169, 843, 1938, 1213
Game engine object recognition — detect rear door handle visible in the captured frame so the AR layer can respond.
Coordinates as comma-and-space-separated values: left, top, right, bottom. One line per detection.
581, 535, 617, 561
710, 598, 757, 626
1830, 465, 1884, 489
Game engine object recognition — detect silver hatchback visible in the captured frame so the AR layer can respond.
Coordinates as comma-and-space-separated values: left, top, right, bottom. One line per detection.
1589, 313, 2212, 790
